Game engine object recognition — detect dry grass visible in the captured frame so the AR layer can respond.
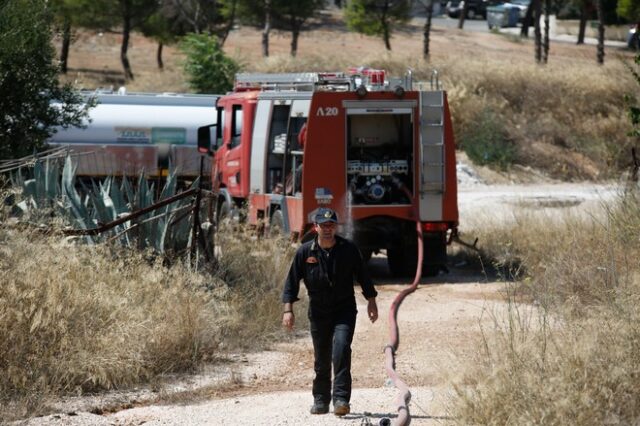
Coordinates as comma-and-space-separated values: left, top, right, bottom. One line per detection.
210, 227, 306, 349
450, 190, 640, 425
0, 222, 298, 421
442, 57, 635, 179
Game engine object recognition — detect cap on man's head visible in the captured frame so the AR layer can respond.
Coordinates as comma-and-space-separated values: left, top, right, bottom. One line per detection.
314, 208, 338, 224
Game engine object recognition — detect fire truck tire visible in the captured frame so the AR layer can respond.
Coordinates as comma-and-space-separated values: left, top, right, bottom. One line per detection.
387, 246, 417, 278
217, 201, 233, 232
388, 233, 447, 277
270, 209, 285, 236
422, 232, 447, 277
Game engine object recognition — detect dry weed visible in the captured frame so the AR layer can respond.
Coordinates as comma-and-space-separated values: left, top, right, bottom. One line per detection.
0, 224, 298, 421
451, 191, 640, 424
214, 226, 307, 350
241, 52, 635, 178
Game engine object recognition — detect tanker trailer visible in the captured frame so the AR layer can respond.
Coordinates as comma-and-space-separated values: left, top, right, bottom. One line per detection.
48, 90, 218, 179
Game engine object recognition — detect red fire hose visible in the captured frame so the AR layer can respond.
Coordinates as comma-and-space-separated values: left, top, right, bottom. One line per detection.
382, 183, 424, 426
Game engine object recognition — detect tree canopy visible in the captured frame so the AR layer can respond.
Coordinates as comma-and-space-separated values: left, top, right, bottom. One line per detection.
0, 0, 89, 161
618, 0, 640, 22
180, 33, 239, 94
344, 0, 411, 50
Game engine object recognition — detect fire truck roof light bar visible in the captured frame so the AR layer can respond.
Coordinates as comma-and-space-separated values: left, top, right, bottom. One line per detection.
234, 71, 406, 93
235, 72, 355, 92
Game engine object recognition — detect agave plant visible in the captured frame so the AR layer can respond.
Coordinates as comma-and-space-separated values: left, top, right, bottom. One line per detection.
9, 154, 200, 257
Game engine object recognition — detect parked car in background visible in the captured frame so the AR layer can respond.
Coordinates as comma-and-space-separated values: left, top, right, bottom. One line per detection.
446, 0, 492, 19
487, 3, 520, 28
628, 25, 639, 49
486, 0, 530, 28
508, 0, 530, 21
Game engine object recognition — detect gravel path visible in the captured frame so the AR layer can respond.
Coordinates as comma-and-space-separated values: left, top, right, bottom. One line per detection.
20, 280, 507, 426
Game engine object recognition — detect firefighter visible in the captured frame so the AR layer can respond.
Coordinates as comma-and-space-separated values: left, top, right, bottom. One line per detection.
281, 207, 378, 416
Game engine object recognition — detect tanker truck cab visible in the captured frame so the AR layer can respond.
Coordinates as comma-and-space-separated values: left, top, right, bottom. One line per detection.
214, 93, 257, 201
201, 70, 459, 277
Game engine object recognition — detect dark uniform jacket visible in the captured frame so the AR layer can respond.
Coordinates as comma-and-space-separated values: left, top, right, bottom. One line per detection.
282, 235, 377, 315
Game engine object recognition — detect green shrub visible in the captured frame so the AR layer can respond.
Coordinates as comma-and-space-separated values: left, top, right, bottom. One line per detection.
180, 33, 239, 94
0, 0, 88, 161
458, 109, 515, 170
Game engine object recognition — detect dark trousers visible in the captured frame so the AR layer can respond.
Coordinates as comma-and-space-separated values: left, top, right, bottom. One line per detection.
309, 308, 357, 404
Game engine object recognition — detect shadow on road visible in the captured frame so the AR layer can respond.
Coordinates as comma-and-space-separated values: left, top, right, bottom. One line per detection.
367, 255, 502, 285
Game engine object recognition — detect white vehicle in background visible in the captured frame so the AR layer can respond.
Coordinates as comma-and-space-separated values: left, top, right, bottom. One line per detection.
486, 0, 529, 29
508, 0, 530, 21
628, 25, 639, 49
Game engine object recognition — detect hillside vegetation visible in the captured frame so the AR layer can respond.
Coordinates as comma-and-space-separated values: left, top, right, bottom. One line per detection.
59, 19, 637, 180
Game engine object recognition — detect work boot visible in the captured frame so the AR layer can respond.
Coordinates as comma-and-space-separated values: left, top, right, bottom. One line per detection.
310, 401, 329, 415
333, 400, 350, 416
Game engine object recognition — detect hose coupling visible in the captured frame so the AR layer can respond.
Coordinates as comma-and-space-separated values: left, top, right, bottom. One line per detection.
383, 344, 396, 355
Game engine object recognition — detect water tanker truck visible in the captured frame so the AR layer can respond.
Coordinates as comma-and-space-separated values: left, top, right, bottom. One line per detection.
48, 89, 218, 179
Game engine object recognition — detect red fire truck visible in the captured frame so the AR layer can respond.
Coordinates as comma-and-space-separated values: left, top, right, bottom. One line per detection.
197, 69, 458, 276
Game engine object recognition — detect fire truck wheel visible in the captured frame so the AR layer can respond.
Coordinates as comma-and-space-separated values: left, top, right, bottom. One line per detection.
217, 201, 233, 232
422, 232, 447, 277
387, 246, 417, 278
270, 209, 285, 237
422, 264, 441, 277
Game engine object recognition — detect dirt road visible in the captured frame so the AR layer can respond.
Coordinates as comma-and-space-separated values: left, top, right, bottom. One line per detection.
27, 271, 508, 426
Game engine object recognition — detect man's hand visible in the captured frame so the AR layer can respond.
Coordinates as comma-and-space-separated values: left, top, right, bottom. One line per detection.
282, 311, 295, 330
367, 298, 378, 323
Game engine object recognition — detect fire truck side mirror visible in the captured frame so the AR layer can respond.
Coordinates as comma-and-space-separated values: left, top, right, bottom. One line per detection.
197, 124, 216, 156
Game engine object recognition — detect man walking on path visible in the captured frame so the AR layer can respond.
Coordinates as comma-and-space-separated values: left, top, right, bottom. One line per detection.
282, 207, 378, 416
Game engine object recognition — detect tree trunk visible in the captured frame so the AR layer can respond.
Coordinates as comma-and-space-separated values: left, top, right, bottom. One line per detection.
262, 0, 271, 57
423, 0, 434, 59
534, 0, 542, 63
291, 25, 299, 57
577, 2, 587, 44
383, 24, 392, 50
219, 0, 237, 47
157, 42, 164, 70
121, 3, 134, 80
381, 0, 391, 50
60, 17, 71, 74
596, 0, 604, 64
543, 0, 550, 63
458, 0, 468, 29
521, 0, 534, 37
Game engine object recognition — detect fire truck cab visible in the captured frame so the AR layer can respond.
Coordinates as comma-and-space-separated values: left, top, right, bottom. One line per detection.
198, 69, 458, 277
